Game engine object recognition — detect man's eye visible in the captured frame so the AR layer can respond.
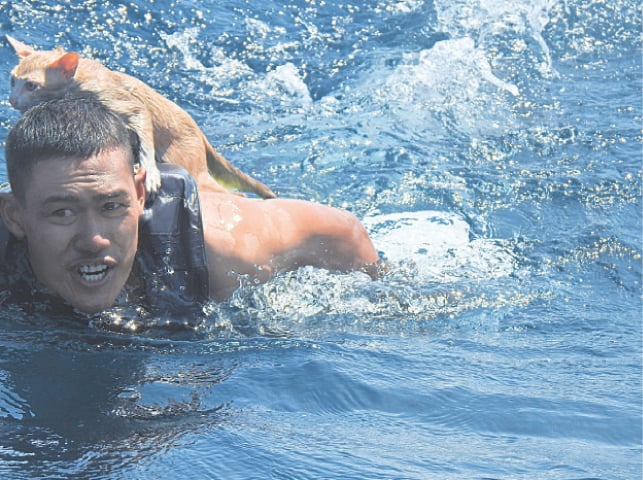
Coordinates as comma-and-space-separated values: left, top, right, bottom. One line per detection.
103, 202, 129, 214
25, 81, 38, 92
51, 208, 73, 218
47, 208, 75, 223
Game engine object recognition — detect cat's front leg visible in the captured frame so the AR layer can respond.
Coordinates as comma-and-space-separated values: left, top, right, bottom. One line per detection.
125, 107, 161, 196
105, 95, 162, 196
138, 138, 162, 195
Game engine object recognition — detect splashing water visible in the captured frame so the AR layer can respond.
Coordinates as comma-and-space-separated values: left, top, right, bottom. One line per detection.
0, 0, 640, 478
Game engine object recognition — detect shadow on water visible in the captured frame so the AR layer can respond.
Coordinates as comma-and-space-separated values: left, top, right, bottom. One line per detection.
0, 310, 234, 479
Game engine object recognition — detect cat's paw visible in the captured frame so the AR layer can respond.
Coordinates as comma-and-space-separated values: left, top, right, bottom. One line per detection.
144, 164, 162, 196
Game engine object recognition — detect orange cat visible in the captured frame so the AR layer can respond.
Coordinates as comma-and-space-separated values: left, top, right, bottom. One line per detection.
6, 35, 276, 198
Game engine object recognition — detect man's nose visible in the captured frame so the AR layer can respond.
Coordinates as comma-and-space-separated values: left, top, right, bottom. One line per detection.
73, 217, 111, 253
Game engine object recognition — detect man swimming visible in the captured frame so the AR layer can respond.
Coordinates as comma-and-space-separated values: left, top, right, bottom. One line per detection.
0, 96, 379, 314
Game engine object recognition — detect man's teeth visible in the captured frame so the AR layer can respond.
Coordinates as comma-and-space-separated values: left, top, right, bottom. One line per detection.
79, 264, 109, 281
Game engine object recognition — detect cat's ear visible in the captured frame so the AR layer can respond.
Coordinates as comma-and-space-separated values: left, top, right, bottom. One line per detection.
47, 52, 80, 80
6, 35, 35, 58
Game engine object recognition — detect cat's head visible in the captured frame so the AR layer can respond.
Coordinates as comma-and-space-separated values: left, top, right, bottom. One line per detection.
7, 35, 80, 113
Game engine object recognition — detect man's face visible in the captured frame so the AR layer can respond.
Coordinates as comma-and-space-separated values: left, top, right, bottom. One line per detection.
3, 147, 146, 313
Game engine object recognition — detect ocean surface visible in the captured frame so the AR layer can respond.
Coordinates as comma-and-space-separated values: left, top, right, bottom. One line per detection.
0, 0, 641, 478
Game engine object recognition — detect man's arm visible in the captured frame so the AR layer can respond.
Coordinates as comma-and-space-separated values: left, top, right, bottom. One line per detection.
198, 191, 379, 300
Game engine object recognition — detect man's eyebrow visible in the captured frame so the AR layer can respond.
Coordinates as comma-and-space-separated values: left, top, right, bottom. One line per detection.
94, 190, 131, 202
42, 194, 80, 204
42, 190, 130, 204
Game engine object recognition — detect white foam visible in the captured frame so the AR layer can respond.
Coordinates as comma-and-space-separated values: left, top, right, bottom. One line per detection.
434, 0, 557, 76
363, 210, 516, 281
251, 63, 313, 111
369, 37, 520, 138
375, 0, 425, 14
160, 27, 312, 112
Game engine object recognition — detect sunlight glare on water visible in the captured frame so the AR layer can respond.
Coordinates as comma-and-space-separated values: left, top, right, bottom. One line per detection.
0, 0, 641, 478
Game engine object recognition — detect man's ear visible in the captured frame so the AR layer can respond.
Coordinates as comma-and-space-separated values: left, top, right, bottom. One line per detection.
134, 166, 147, 209
0, 192, 26, 239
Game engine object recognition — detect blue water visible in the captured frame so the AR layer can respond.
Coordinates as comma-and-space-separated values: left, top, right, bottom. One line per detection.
0, 0, 641, 478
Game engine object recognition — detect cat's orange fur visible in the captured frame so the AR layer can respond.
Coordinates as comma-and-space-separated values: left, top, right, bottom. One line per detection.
7, 35, 276, 199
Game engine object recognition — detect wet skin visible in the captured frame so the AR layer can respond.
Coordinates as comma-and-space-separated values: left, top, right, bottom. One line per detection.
0, 147, 379, 311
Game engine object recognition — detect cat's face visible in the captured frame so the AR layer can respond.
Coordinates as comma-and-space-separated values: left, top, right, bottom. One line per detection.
7, 35, 80, 113
10, 56, 46, 112
10, 51, 77, 112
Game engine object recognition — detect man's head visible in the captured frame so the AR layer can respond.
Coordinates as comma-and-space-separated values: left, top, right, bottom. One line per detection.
5, 95, 141, 205
1, 96, 147, 313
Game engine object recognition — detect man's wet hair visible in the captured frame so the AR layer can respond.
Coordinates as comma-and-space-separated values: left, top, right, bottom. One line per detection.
5, 95, 141, 203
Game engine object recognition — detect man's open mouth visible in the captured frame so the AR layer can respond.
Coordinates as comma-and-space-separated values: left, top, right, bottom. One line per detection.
79, 264, 109, 282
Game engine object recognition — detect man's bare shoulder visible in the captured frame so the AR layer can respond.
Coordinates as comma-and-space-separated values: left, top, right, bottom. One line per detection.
199, 191, 368, 246
197, 190, 379, 300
